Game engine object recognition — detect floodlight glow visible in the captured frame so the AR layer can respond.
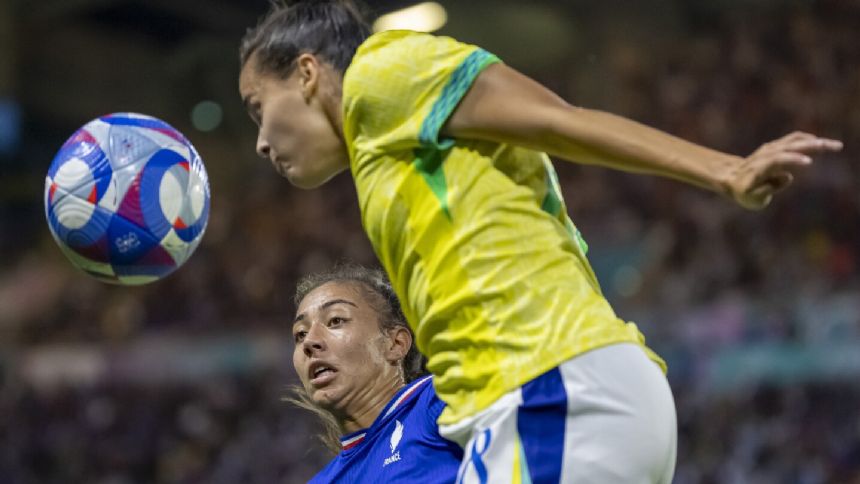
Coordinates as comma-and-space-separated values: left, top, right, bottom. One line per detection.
373, 2, 447, 33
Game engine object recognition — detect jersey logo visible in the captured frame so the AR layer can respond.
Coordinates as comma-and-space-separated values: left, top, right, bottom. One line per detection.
390, 420, 403, 453
383, 420, 404, 467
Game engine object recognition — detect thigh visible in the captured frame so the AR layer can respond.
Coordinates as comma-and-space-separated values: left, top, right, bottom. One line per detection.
558, 344, 677, 484
442, 344, 677, 484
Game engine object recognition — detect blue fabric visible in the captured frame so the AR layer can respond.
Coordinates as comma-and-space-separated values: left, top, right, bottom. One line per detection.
516, 368, 568, 483
310, 377, 463, 483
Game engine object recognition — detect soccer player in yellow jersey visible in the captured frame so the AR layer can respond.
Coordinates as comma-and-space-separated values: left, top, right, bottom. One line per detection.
238, 2, 843, 482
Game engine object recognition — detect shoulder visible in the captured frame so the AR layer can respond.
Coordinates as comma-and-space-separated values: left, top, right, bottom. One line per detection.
344, 30, 486, 92
380, 375, 439, 422
351, 30, 456, 64
395, 376, 447, 428
342, 32, 500, 153
354, 30, 428, 53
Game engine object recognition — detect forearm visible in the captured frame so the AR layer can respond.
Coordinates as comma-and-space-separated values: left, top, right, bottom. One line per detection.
445, 63, 838, 207
540, 106, 739, 195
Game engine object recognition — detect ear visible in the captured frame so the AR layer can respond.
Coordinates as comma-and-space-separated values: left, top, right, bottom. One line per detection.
385, 326, 413, 363
295, 53, 321, 100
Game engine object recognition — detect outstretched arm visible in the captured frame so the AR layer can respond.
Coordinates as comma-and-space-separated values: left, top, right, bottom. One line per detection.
443, 63, 843, 210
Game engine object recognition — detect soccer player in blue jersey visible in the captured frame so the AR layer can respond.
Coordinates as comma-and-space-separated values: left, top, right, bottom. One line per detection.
290, 265, 463, 483
240, 1, 843, 482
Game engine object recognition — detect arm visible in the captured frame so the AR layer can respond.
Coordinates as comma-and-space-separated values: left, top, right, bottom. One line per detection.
443, 63, 843, 210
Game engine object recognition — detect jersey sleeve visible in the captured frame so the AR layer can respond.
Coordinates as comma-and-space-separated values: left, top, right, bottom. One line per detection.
342, 30, 501, 158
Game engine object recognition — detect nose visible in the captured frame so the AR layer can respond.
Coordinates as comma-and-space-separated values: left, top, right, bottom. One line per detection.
302, 324, 326, 357
256, 134, 271, 160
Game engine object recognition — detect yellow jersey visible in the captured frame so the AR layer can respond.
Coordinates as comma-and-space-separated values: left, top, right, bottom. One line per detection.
342, 30, 665, 425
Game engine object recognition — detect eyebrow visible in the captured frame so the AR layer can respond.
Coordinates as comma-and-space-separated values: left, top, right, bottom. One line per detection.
293, 299, 358, 325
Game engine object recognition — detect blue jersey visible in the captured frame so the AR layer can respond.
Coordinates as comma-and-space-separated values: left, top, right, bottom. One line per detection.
310, 376, 463, 483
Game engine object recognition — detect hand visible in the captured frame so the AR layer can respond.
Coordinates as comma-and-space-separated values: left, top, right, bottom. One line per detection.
728, 131, 843, 210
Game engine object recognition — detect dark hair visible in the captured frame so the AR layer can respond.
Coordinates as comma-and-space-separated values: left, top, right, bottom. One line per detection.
240, 0, 372, 77
286, 263, 427, 454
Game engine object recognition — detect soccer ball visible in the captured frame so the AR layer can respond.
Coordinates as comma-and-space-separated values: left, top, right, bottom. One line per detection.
44, 113, 210, 285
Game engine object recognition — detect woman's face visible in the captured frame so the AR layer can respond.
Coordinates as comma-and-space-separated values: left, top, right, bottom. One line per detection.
292, 282, 407, 412
239, 53, 350, 189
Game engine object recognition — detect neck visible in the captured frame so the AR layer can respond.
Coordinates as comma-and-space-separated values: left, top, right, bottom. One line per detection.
324, 87, 345, 141
336, 373, 404, 435
319, 67, 345, 141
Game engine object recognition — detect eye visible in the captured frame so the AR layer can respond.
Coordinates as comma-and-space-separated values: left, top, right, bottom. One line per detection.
328, 317, 346, 327
294, 330, 307, 343
245, 102, 262, 126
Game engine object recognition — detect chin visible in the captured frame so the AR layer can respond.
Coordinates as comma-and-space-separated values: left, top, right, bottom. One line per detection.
311, 389, 342, 410
287, 168, 343, 190
287, 175, 326, 190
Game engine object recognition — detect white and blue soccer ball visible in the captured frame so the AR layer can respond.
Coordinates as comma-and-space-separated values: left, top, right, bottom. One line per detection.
44, 113, 210, 285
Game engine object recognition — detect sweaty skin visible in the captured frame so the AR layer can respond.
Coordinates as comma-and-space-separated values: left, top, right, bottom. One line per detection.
293, 281, 411, 433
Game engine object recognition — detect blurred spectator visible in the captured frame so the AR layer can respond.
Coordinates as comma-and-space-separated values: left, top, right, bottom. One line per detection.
0, 1, 857, 482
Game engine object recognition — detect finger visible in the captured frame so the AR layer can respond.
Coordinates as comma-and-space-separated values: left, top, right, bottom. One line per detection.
756, 132, 811, 155
780, 131, 817, 144
758, 151, 813, 171
816, 137, 843, 151
783, 138, 844, 154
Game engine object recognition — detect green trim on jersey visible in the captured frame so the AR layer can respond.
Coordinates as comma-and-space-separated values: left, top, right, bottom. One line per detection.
418, 49, 500, 149
414, 48, 500, 220
540, 178, 563, 217
541, 158, 589, 255
413, 146, 452, 220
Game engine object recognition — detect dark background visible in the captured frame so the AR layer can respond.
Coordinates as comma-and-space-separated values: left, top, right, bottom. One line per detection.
0, 0, 858, 482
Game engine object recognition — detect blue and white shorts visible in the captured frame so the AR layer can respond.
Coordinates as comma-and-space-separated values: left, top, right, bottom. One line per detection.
439, 343, 677, 484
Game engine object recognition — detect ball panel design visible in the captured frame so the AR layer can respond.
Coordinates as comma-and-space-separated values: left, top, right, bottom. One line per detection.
47, 129, 99, 179
159, 163, 187, 225
175, 196, 209, 244
52, 157, 93, 191
54, 240, 116, 280
47, 187, 113, 250
187, 162, 207, 222
100, 113, 186, 144
115, 274, 159, 285
44, 112, 210, 285
106, 124, 162, 171
159, 228, 192, 265
137, 149, 188, 240
105, 210, 163, 266
48, 132, 113, 207
102, 156, 151, 214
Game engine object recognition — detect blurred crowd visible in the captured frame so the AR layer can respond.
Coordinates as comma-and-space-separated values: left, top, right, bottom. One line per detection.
1, 377, 858, 484
0, 371, 330, 483
0, 1, 858, 483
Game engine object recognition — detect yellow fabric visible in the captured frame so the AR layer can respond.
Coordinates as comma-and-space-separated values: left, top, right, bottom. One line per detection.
342, 30, 665, 425
513, 435, 525, 484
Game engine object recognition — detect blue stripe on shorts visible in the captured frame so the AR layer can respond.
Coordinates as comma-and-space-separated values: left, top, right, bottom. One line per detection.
517, 367, 568, 482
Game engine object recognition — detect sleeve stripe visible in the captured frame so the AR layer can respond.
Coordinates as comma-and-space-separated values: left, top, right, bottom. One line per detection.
418, 49, 501, 149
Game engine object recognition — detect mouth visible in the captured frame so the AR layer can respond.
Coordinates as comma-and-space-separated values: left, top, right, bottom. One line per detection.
308, 362, 338, 387
271, 158, 289, 177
